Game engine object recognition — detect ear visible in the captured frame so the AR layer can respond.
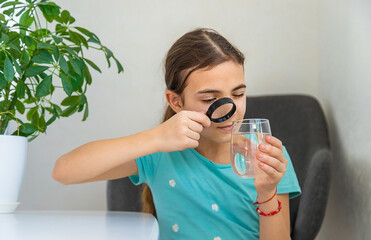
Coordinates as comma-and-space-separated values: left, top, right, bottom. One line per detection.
165, 90, 183, 113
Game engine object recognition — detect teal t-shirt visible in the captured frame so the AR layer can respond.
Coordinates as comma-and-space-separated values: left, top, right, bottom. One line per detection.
129, 145, 301, 240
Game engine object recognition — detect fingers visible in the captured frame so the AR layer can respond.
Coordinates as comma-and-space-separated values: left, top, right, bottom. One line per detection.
185, 113, 206, 142
258, 136, 287, 166
256, 136, 288, 175
187, 119, 203, 133
185, 110, 211, 128
186, 128, 200, 141
258, 160, 281, 177
264, 135, 283, 150
259, 144, 283, 161
187, 138, 199, 148
257, 152, 286, 173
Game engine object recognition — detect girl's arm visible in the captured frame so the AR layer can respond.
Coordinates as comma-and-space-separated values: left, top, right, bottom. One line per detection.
254, 135, 292, 240
258, 192, 291, 240
52, 129, 159, 185
52, 110, 211, 185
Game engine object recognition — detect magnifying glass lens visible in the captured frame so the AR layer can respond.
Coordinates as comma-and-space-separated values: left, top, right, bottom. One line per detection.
206, 97, 236, 123
211, 103, 234, 119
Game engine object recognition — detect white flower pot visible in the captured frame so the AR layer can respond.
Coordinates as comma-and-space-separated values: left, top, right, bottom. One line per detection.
0, 135, 28, 213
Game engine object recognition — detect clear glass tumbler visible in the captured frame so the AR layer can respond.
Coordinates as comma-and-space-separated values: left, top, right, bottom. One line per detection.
231, 119, 271, 178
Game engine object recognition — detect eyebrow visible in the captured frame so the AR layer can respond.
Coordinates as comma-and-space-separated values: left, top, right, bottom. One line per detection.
196, 83, 247, 95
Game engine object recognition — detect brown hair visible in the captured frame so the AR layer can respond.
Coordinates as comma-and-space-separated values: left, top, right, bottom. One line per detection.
140, 28, 245, 218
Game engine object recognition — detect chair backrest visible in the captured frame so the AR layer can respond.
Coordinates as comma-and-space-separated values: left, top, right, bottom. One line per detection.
107, 94, 332, 240
244, 94, 332, 239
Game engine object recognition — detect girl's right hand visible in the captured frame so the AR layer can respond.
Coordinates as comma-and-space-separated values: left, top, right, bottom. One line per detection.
152, 110, 211, 152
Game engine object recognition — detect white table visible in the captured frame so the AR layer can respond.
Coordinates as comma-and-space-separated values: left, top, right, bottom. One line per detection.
0, 211, 159, 240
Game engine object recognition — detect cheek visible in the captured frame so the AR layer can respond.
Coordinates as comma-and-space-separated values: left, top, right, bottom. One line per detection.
235, 99, 246, 118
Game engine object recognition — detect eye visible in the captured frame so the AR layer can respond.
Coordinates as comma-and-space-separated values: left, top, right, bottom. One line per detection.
201, 98, 216, 103
233, 93, 245, 98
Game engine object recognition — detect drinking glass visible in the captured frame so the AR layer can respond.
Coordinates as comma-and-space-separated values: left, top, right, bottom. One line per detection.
230, 119, 271, 178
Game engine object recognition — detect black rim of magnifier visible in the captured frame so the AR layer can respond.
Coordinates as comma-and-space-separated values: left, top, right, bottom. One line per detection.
206, 97, 236, 123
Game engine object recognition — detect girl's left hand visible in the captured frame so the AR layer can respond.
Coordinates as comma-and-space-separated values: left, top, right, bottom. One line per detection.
254, 135, 288, 194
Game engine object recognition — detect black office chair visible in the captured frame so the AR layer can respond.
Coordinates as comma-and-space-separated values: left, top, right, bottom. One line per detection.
107, 94, 332, 240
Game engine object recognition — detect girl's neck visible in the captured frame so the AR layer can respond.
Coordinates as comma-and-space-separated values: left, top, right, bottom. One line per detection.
195, 137, 230, 165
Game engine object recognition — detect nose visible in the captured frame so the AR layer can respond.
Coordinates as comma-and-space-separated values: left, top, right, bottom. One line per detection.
206, 97, 236, 123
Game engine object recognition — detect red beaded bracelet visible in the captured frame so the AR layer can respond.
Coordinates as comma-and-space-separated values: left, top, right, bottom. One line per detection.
252, 187, 277, 205
255, 199, 282, 216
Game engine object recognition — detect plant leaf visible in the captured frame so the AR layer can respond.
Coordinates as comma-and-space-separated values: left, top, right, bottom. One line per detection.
87, 32, 101, 45
84, 58, 101, 73
37, 42, 54, 49
52, 35, 62, 44
45, 107, 54, 114
3, 8, 14, 16
59, 10, 74, 24
26, 107, 38, 121
16, 81, 25, 99
82, 101, 89, 121
4, 56, 15, 83
68, 30, 81, 45
74, 27, 92, 37
58, 55, 68, 73
113, 56, 124, 74
1, 32, 9, 43
68, 69, 83, 90
63, 47, 79, 58
31, 109, 39, 126
83, 65, 92, 85
46, 114, 56, 126
15, 100, 25, 114
39, 113, 46, 131
52, 46, 59, 60
36, 75, 52, 97
20, 123, 38, 134
20, 50, 30, 65
105, 55, 111, 68
38, 3, 60, 23
31, 49, 54, 64
60, 95, 81, 106
0, 74, 7, 89
22, 36, 34, 47
25, 65, 48, 77
60, 73, 73, 96
55, 23, 67, 34
12, 57, 22, 75
67, 56, 81, 75
103, 46, 113, 58
0, 12, 5, 21
15, 5, 27, 17
60, 103, 78, 117
72, 30, 88, 49
19, 9, 33, 33
1, 1, 25, 8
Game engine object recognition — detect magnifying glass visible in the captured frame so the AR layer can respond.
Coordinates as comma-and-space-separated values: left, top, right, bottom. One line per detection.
206, 97, 236, 123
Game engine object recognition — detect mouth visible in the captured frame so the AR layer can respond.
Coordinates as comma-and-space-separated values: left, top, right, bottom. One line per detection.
217, 124, 233, 131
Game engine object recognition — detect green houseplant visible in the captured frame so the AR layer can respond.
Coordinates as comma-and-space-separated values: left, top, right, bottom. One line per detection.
0, 0, 123, 140
0, 0, 123, 213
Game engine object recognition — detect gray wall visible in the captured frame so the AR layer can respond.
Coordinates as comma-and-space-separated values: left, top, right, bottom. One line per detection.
14, 0, 369, 239
316, 0, 371, 239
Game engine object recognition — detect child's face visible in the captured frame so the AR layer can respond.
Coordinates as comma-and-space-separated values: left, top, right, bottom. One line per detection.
181, 60, 246, 143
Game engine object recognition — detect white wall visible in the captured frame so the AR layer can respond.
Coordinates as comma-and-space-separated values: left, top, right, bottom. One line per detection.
14, 0, 370, 238
316, 0, 371, 239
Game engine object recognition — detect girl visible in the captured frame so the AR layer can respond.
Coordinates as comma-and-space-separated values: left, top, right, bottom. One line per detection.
53, 28, 301, 240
